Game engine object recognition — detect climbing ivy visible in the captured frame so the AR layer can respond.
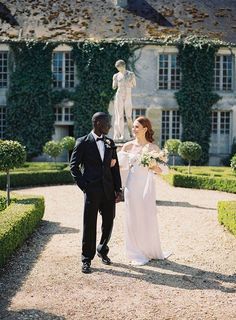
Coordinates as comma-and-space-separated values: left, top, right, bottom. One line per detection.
6, 41, 56, 159
71, 41, 135, 137
175, 36, 221, 164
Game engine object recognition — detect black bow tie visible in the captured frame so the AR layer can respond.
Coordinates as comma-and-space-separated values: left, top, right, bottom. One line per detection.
96, 137, 104, 142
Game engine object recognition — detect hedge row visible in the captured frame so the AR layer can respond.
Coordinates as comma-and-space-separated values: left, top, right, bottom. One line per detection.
218, 201, 236, 236
163, 173, 236, 193
0, 192, 45, 267
0, 194, 6, 211
0, 169, 73, 189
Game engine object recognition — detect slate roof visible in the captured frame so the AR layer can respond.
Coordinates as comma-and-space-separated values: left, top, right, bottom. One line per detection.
0, 0, 235, 43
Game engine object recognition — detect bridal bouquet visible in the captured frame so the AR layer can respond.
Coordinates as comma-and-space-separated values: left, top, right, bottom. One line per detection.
139, 147, 169, 173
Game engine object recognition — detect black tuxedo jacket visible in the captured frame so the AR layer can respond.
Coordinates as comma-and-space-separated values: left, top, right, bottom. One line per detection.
70, 133, 122, 197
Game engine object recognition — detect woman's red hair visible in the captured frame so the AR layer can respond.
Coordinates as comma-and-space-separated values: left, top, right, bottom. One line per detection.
136, 116, 154, 143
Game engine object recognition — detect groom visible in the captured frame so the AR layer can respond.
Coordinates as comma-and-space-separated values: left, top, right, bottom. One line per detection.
70, 112, 122, 274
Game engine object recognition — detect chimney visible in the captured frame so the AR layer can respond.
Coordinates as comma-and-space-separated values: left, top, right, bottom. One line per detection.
114, 0, 128, 8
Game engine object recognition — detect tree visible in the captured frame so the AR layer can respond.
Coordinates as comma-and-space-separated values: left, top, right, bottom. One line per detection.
43, 141, 62, 164
61, 136, 75, 162
164, 139, 181, 165
230, 154, 236, 172
178, 141, 202, 174
0, 140, 26, 205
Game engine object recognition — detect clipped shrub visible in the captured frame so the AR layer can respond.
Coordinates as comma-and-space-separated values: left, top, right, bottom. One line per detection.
0, 193, 6, 212
43, 141, 62, 163
218, 201, 236, 236
164, 139, 181, 165
0, 169, 73, 189
230, 154, 236, 172
178, 141, 202, 174
61, 136, 76, 162
163, 173, 236, 193
0, 140, 26, 205
0, 193, 45, 267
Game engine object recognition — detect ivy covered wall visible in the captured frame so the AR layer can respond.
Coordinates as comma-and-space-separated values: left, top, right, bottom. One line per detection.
4, 37, 231, 163
175, 37, 221, 164
6, 42, 56, 159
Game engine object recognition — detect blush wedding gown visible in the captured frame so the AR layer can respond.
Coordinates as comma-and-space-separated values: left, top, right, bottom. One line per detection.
118, 144, 170, 265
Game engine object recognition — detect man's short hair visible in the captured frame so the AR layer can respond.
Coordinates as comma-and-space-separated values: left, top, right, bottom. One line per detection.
115, 60, 126, 68
92, 112, 109, 124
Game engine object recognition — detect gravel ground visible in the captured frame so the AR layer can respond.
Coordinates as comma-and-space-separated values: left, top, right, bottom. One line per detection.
0, 177, 236, 320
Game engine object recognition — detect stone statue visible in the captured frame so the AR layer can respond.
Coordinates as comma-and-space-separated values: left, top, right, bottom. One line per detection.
112, 59, 136, 141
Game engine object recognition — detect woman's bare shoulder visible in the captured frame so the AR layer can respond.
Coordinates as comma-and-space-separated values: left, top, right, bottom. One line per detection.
149, 143, 161, 151
121, 140, 134, 152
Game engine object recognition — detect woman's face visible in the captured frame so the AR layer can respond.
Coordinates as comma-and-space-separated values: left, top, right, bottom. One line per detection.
132, 120, 147, 138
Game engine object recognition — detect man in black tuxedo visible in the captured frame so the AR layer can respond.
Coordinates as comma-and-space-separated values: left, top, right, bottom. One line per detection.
70, 112, 122, 274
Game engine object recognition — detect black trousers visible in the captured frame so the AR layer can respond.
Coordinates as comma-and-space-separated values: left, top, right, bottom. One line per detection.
81, 187, 115, 263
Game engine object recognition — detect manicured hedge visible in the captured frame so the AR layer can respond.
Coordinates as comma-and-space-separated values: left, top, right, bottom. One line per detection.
0, 192, 45, 267
218, 201, 236, 236
163, 173, 236, 193
0, 193, 7, 211
0, 169, 73, 189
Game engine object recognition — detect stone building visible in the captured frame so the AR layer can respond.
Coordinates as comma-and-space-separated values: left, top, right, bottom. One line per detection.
0, 0, 236, 164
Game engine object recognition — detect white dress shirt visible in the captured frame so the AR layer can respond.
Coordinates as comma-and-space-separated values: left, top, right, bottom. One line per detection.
91, 131, 105, 161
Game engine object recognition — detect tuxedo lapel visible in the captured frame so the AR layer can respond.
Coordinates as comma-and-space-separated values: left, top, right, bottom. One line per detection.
87, 133, 103, 163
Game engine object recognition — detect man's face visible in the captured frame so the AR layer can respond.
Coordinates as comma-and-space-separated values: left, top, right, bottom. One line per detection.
97, 117, 111, 135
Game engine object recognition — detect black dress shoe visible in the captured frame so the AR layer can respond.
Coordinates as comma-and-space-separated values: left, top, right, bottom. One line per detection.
97, 253, 112, 265
82, 262, 91, 274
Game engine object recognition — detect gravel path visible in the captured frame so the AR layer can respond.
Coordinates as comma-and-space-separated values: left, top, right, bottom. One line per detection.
0, 177, 236, 320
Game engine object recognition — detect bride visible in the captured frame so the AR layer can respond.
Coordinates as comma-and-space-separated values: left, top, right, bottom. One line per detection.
118, 116, 170, 266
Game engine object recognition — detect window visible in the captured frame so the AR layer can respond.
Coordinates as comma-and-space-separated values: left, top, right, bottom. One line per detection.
157, 54, 181, 90
214, 55, 233, 91
52, 52, 75, 88
54, 106, 73, 123
161, 110, 181, 146
0, 52, 8, 88
0, 106, 6, 139
210, 111, 231, 154
132, 108, 146, 120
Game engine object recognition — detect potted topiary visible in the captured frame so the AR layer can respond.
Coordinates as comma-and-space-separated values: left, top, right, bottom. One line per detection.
164, 139, 181, 165
43, 141, 63, 166
61, 136, 75, 162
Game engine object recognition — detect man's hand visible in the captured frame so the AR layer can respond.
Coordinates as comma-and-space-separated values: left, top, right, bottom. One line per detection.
110, 159, 116, 167
115, 191, 123, 203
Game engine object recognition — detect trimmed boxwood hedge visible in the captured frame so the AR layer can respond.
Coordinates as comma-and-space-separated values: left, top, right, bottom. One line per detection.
0, 194, 6, 211
163, 173, 236, 193
0, 169, 73, 189
218, 201, 236, 236
0, 192, 45, 267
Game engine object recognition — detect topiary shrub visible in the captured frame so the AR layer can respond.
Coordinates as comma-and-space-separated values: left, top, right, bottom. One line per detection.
43, 141, 63, 164
178, 141, 202, 174
0, 140, 26, 205
61, 136, 75, 162
230, 154, 236, 172
164, 139, 181, 165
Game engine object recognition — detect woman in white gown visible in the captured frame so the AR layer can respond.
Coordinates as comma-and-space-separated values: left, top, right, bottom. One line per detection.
118, 116, 170, 265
